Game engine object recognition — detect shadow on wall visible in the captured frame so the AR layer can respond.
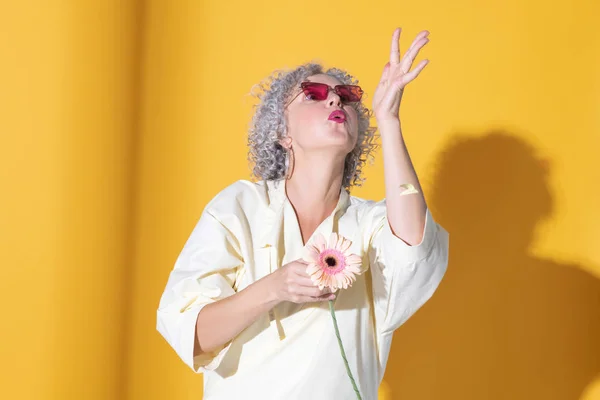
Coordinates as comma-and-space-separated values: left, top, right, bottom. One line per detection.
383, 130, 600, 400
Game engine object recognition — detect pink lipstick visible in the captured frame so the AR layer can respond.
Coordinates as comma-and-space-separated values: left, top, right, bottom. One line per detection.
328, 110, 347, 123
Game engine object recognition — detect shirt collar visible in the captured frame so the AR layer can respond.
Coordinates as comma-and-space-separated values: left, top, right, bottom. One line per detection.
258, 179, 350, 248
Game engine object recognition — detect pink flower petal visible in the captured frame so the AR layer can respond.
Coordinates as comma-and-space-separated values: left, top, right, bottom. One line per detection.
340, 239, 352, 254
340, 237, 347, 251
335, 274, 345, 289
329, 232, 339, 249
348, 277, 357, 288
345, 254, 362, 265
303, 246, 320, 264
306, 263, 321, 276
313, 233, 327, 252
340, 276, 348, 290
341, 274, 350, 289
313, 267, 324, 281
329, 278, 338, 288
303, 231, 365, 291
345, 264, 361, 274
337, 235, 347, 251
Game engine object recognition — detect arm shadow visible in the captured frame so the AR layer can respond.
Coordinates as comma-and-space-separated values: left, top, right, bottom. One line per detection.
382, 130, 600, 400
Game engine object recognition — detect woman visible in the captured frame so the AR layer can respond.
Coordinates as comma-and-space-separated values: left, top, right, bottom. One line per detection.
157, 28, 449, 399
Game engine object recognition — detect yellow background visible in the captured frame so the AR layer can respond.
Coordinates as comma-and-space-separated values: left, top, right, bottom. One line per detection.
1, 1, 598, 399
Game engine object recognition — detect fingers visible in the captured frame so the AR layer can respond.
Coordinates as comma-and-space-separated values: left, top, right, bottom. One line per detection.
307, 285, 331, 297
389, 27, 401, 65
390, 28, 428, 66
308, 288, 336, 302
295, 275, 317, 288
313, 292, 336, 302
281, 266, 314, 287
289, 286, 335, 303
288, 273, 334, 301
379, 62, 391, 86
405, 30, 429, 57
383, 28, 429, 91
289, 262, 314, 281
291, 293, 336, 303
400, 36, 429, 74
280, 260, 336, 303
400, 59, 429, 86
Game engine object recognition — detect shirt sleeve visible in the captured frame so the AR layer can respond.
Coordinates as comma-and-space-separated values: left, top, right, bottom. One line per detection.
156, 207, 244, 374
365, 200, 449, 336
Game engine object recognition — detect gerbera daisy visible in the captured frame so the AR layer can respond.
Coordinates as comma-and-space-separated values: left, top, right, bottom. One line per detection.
302, 232, 364, 399
303, 232, 362, 291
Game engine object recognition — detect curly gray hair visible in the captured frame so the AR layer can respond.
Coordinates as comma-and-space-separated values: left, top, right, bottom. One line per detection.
246, 62, 379, 191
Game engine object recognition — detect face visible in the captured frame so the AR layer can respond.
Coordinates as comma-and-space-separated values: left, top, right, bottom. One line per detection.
283, 74, 360, 155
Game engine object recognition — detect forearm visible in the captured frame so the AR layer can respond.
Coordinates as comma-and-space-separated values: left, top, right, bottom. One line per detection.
378, 118, 427, 245
194, 273, 279, 355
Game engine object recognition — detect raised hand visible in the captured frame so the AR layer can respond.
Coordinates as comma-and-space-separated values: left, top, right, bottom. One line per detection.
372, 28, 430, 123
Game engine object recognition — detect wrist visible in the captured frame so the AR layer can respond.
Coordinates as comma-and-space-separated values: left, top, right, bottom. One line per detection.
376, 116, 401, 128
376, 118, 402, 138
261, 272, 282, 306
375, 114, 400, 125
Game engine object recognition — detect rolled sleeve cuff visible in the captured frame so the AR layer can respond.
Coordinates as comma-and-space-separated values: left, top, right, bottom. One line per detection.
181, 303, 233, 373
157, 301, 233, 374
380, 208, 438, 264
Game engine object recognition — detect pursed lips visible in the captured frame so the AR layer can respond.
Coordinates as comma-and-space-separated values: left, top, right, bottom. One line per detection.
328, 110, 347, 123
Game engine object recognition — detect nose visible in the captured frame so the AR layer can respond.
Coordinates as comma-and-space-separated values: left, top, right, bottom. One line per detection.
327, 90, 342, 107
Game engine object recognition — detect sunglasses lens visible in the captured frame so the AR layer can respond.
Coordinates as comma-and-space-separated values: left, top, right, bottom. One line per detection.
336, 85, 363, 102
302, 83, 329, 100
300, 82, 363, 103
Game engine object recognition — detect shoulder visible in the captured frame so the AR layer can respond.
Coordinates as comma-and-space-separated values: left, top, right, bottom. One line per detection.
204, 179, 269, 217
348, 193, 375, 207
347, 192, 386, 219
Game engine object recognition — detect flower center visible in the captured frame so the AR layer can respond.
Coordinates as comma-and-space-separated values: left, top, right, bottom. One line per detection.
324, 256, 338, 268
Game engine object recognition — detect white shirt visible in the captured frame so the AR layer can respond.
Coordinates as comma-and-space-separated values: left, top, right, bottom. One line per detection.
157, 179, 449, 400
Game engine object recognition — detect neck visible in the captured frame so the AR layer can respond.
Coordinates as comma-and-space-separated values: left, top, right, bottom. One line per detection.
284, 151, 346, 223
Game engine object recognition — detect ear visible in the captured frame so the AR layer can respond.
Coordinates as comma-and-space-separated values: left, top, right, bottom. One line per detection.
279, 135, 292, 149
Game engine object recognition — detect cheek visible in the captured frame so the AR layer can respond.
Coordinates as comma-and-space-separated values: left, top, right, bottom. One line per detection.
348, 109, 360, 133
287, 109, 320, 137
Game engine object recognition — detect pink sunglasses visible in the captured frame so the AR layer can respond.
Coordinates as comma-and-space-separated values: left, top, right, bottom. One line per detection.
285, 81, 363, 108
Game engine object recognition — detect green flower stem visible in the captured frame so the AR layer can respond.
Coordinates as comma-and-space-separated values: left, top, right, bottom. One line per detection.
328, 300, 362, 400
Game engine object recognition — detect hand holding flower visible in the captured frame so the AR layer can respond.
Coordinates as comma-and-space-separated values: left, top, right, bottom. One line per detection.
270, 260, 336, 304
302, 232, 364, 400
303, 232, 363, 291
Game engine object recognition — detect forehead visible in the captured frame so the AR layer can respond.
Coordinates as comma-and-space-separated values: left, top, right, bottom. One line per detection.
305, 74, 343, 87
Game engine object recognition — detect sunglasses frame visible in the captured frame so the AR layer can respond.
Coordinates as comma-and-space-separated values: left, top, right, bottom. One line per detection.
284, 81, 363, 108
